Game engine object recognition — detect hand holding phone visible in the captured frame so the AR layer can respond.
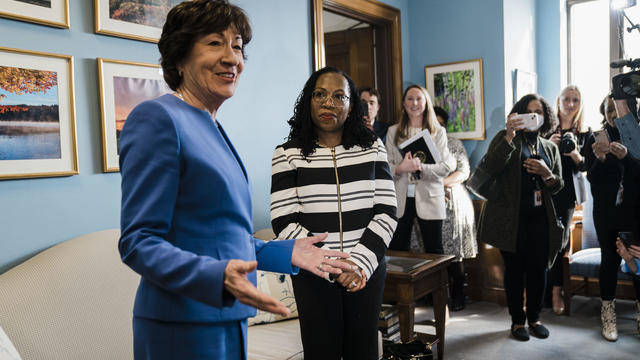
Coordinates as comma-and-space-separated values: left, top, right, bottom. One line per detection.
512, 113, 543, 131
594, 130, 610, 146
619, 231, 640, 248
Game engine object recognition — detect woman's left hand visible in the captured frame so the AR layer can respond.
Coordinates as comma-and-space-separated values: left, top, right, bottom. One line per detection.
522, 158, 552, 178
609, 141, 628, 160
565, 147, 583, 165
616, 239, 633, 263
628, 244, 640, 259
335, 260, 367, 292
292, 233, 356, 280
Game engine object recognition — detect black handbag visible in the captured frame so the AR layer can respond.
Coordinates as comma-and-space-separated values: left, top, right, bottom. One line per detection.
465, 155, 498, 201
383, 340, 433, 360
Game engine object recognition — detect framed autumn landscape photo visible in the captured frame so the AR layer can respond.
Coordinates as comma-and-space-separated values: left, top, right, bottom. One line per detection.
94, 0, 181, 43
425, 58, 485, 140
0, 46, 78, 179
98, 58, 170, 172
0, 0, 69, 28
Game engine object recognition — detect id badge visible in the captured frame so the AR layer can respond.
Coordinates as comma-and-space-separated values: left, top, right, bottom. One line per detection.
407, 183, 416, 198
615, 182, 624, 206
534, 190, 542, 207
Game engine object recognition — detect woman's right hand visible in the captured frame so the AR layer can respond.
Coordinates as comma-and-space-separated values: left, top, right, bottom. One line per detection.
504, 113, 522, 144
224, 259, 290, 316
549, 133, 561, 146
592, 141, 608, 162
395, 152, 422, 175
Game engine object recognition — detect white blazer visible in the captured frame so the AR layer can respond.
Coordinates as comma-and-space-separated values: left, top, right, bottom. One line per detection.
385, 124, 456, 220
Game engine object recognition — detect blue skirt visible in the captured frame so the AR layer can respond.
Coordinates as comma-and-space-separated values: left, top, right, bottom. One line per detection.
133, 317, 247, 360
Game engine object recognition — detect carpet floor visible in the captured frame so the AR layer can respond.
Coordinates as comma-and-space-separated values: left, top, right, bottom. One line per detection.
413, 296, 638, 360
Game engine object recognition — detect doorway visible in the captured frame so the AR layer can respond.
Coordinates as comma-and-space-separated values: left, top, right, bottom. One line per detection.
312, 0, 402, 126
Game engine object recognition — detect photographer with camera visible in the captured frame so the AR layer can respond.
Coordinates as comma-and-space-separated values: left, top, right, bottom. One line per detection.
477, 94, 563, 341
583, 91, 640, 341
545, 85, 591, 315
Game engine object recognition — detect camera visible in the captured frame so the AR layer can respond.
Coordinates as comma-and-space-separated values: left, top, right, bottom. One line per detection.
559, 132, 576, 154
611, 58, 640, 98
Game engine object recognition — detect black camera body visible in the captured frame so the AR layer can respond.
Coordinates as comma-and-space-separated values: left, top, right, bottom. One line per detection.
559, 132, 576, 154
611, 58, 640, 99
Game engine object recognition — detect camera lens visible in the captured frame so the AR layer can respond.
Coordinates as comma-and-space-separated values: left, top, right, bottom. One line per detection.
559, 132, 576, 154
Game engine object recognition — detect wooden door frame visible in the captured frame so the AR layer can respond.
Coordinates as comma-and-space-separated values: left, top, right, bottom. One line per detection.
311, 0, 403, 123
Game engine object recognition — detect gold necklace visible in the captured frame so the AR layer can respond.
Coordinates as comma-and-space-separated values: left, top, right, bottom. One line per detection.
174, 91, 184, 101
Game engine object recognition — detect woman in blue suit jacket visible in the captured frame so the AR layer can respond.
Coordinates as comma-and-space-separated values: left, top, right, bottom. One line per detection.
118, 1, 354, 359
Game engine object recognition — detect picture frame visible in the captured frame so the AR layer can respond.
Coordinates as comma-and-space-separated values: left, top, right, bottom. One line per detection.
94, 0, 181, 43
97, 58, 171, 172
514, 68, 537, 104
0, 0, 70, 28
0, 46, 78, 179
425, 58, 485, 140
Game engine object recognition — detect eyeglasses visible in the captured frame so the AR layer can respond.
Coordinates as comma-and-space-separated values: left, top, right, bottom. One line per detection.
311, 90, 350, 106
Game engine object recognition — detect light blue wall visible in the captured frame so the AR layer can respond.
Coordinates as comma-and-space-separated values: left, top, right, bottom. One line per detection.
503, 0, 537, 109
0, 0, 313, 273
536, 0, 566, 103
405, 0, 506, 165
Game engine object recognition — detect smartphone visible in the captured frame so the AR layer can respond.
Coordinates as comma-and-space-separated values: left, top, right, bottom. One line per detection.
360, 100, 369, 118
619, 231, 640, 248
513, 113, 542, 131
594, 129, 610, 146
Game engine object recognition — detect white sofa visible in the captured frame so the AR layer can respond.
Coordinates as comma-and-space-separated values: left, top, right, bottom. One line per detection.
0, 229, 303, 360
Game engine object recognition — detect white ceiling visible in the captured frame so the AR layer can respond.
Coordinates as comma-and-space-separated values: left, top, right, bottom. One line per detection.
323, 10, 370, 33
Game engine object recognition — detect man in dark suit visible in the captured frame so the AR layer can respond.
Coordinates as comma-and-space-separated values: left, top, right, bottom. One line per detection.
359, 87, 389, 143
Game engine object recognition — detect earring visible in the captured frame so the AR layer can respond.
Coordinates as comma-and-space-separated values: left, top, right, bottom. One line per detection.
178, 70, 183, 78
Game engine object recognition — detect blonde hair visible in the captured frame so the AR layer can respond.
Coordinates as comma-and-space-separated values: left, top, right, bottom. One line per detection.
394, 85, 438, 145
556, 85, 586, 132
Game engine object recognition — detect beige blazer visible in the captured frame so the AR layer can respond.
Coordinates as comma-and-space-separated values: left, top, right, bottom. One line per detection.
385, 124, 456, 220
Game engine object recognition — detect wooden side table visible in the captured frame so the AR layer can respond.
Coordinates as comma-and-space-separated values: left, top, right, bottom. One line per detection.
383, 251, 454, 360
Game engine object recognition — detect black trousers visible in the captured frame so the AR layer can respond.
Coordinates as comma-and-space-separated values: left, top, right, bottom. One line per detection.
595, 223, 640, 301
501, 210, 549, 325
291, 261, 386, 360
389, 197, 444, 254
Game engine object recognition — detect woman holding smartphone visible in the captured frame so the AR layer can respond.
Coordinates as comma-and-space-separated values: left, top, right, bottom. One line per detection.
477, 94, 563, 341
584, 96, 640, 341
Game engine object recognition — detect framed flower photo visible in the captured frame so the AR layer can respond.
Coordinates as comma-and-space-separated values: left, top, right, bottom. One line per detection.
425, 58, 485, 140
97, 58, 170, 172
0, 46, 78, 179
94, 0, 182, 43
0, 0, 70, 28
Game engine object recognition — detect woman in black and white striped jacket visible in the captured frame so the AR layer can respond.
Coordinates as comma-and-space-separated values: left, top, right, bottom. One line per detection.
271, 67, 397, 360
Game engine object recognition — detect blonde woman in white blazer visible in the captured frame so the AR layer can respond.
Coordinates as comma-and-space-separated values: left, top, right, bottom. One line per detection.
385, 85, 456, 254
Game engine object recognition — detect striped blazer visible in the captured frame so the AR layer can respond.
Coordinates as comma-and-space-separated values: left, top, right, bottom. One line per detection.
270, 139, 398, 279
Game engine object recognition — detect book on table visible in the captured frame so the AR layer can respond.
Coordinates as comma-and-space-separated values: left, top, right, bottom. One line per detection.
379, 304, 398, 320
398, 128, 442, 165
381, 322, 400, 337
385, 256, 432, 273
378, 314, 399, 329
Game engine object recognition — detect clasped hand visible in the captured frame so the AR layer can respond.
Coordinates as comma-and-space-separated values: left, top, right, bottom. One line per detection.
522, 157, 552, 178
396, 152, 422, 175
224, 233, 355, 316
592, 141, 627, 161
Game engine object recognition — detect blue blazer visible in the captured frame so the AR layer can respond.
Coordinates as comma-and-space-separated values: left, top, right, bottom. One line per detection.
119, 94, 297, 324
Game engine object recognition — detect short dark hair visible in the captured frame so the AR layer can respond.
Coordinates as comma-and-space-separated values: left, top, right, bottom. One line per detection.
287, 67, 376, 158
433, 106, 449, 127
509, 94, 557, 137
158, 0, 252, 90
358, 87, 381, 103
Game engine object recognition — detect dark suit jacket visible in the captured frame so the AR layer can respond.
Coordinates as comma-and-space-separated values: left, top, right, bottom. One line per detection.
119, 94, 297, 325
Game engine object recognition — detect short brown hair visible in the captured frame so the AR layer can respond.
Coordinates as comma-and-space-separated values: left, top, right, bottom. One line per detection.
158, 0, 252, 90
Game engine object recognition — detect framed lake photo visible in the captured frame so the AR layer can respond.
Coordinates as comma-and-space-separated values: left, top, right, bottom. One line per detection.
94, 0, 182, 43
98, 58, 171, 172
0, 0, 69, 28
425, 58, 485, 140
0, 46, 78, 179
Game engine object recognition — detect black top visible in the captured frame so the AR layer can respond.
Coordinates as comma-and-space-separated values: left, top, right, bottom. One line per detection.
519, 133, 550, 215
548, 128, 591, 211
585, 124, 640, 233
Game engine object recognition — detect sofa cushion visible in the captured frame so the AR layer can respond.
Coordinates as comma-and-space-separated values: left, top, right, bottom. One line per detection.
247, 318, 303, 360
569, 248, 634, 280
248, 271, 298, 325
0, 325, 21, 360
0, 229, 139, 360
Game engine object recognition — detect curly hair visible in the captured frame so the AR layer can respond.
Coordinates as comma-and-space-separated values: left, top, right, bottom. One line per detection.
287, 67, 376, 158
158, 0, 252, 91
509, 93, 558, 137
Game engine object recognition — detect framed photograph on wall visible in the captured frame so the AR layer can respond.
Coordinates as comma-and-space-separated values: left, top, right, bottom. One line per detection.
0, 46, 78, 179
425, 58, 485, 140
98, 58, 171, 172
94, 0, 182, 43
0, 0, 70, 28
514, 68, 537, 104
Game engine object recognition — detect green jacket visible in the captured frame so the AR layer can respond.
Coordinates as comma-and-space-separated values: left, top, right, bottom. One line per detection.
477, 130, 565, 267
